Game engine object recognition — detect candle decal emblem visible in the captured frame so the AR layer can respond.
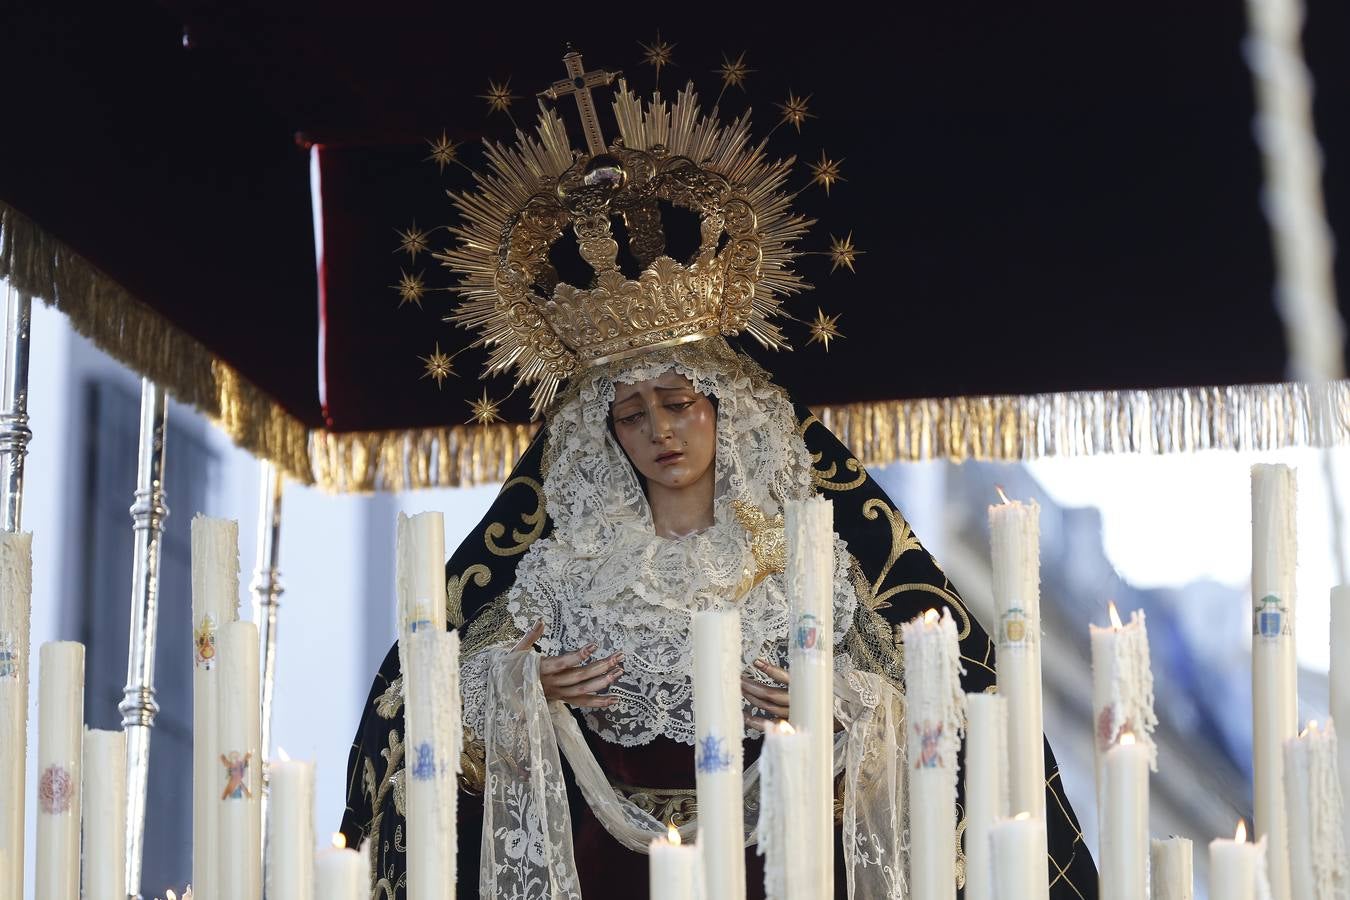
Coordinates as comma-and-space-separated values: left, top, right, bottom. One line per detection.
794, 613, 820, 652
0, 631, 16, 678
1255, 594, 1291, 638
411, 742, 437, 781
194, 614, 217, 670
38, 763, 74, 814
695, 735, 733, 774
916, 723, 945, 769
220, 751, 252, 800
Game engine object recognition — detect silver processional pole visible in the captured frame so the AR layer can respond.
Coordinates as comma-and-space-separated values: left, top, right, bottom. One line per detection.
0, 284, 32, 900
0, 284, 33, 531
251, 459, 284, 873
119, 378, 169, 900
251, 460, 285, 758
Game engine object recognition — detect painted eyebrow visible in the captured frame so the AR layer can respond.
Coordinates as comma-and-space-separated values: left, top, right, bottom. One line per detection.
612, 384, 693, 406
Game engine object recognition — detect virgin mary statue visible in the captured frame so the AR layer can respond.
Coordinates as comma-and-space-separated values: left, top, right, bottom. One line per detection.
341, 60, 1096, 899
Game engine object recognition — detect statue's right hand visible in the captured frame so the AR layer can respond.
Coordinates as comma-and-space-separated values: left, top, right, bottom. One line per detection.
512, 620, 623, 709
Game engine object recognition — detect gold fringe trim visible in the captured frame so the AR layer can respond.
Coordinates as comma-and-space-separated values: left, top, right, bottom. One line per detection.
309, 423, 538, 493
0, 201, 316, 485
813, 380, 1350, 466
7, 199, 1349, 492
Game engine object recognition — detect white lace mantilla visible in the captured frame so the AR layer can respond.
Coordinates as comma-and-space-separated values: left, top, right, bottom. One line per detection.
462, 340, 860, 748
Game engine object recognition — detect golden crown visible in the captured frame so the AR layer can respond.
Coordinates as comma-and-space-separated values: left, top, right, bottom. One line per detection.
435, 50, 816, 416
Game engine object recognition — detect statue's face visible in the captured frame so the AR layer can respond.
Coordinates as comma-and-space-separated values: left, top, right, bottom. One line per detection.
610, 372, 717, 492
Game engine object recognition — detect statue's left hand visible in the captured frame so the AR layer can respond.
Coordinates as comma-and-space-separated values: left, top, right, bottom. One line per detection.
740, 659, 791, 731
740, 659, 844, 733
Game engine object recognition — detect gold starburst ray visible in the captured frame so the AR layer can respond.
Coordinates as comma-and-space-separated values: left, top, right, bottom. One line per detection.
713, 51, 753, 109
824, 232, 863, 273
807, 309, 843, 351
418, 341, 463, 388
425, 131, 469, 175
465, 387, 506, 425
479, 78, 521, 130
639, 35, 675, 90
394, 223, 431, 262
773, 91, 815, 136
807, 150, 845, 196
392, 269, 428, 308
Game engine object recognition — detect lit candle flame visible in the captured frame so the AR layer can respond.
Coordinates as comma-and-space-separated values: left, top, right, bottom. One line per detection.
166, 892, 177, 900
774, 720, 796, 735
1235, 819, 1247, 842
332, 832, 347, 850
995, 485, 1011, 505
276, 746, 291, 762
923, 608, 940, 626
1108, 602, 1124, 630
668, 823, 681, 845
1118, 731, 1137, 746
1014, 811, 1032, 821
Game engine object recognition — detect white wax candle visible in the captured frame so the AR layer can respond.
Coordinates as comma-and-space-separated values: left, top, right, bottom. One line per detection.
902, 608, 965, 900
1150, 837, 1194, 900
1282, 720, 1348, 900
191, 515, 240, 900
1330, 587, 1350, 857
315, 836, 369, 900
1251, 463, 1297, 900
1100, 735, 1149, 900
991, 813, 1046, 900
1209, 824, 1258, 900
0, 531, 31, 900
266, 757, 315, 900
757, 721, 810, 900
963, 693, 1009, 900
397, 511, 446, 635
82, 727, 127, 900
785, 495, 835, 898
404, 628, 460, 900
1089, 606, 1158, 777
1089, 603, 1158, 881
692, 608, 745, 900
650, 826, 700, 900
217, 621, 261, 900
36, 640, 84, 900
1284, 732, 1315, 900
988, 497, 1046, 822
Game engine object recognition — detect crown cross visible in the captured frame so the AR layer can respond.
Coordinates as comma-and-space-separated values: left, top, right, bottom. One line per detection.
538, 49, 620, 156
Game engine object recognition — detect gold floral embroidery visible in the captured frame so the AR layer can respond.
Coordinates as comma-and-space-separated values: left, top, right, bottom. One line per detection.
799, 414, 869, 491
485, 476, 547, 556
375, 676, 403, 719
860, 498, 921, 610
446, 563, 491, 627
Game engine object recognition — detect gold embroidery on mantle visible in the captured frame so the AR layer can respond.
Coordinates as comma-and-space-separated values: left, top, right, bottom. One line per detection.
485, 476, 546, 556
614, 783, 700, 828
860, 498, 921, 610
800, 414, 869, 492
446, 563, 492, 627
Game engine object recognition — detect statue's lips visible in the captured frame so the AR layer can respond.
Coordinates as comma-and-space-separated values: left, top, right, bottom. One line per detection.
655, 450, 684, 466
